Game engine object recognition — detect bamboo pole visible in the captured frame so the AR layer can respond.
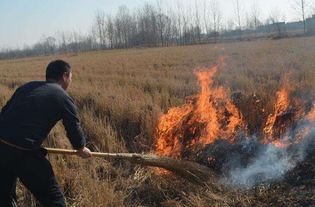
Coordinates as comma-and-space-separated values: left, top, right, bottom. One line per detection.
46, 148, 217, 184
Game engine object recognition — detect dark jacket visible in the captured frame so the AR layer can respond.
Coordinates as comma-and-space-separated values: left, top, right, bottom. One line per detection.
0, 81, 86, 150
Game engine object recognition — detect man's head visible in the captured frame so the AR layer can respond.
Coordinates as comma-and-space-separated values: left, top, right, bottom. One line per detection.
46, 60, 72, 90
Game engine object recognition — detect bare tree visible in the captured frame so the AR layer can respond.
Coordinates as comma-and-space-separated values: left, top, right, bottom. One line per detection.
291, 0, 308, 33
267, 9, 286, 38
69, 31, 81, 53
94, 11, 107, 48
234, 0, 243, 40
202, 0, 211, 38
209, 0, 222, 42
181, 3, 190, 44
166, 7, 178, 46
175, 1, 184, 44
105, 15, 114, 48
113, 5, 134, 48
136, 3, 159, 46
116, 5, 133, 48
57, 31, 68, 53
194, 0, 202, 43
251, 0, 261, 38
226, 19, 235, 31
156, 0, 167, 46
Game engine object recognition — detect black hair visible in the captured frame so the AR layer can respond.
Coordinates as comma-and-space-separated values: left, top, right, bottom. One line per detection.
46, 60, 71, 81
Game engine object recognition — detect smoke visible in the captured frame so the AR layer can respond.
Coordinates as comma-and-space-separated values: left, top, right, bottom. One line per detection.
223, 121, 315, 188
225, 144, 295, 187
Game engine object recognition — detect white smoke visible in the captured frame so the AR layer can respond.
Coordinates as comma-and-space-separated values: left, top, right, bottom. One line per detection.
223, 122, 315, 188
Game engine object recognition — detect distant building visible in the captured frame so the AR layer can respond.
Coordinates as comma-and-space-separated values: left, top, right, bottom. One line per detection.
220, 14, 315, 40
306, 15, 315, 33
257, 22, 286, 36
285, 21, 304, 32
271, 22, 286, 34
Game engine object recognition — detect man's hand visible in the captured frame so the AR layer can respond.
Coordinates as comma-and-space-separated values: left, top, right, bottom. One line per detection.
77, 147, 92, 158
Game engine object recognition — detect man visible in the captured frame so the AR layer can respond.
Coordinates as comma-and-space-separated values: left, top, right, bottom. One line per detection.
0, 60, 92, 207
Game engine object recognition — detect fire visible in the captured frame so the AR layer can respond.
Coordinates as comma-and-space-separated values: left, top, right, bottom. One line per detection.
155, 105, 193, 158
153, 57, 315, 188
194, 68, 220, 145
293, 103, 315, 144
272, 140, 288, 148
154, 59, 315, 163
155, 57, 246, 158
262, 74, 314, 147
306, 103, 315, 122
263, 86, 291, 143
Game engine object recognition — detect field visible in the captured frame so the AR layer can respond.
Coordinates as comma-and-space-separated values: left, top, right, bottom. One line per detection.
1, 36, 315, 206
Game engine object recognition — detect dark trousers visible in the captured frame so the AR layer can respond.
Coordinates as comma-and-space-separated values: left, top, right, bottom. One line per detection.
0, 142, 65, 207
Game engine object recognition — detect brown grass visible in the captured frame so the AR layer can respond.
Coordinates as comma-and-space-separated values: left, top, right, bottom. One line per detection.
1, 36, 315, 206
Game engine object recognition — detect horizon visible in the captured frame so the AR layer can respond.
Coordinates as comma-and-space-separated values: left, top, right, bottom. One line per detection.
1, 0, 314, 49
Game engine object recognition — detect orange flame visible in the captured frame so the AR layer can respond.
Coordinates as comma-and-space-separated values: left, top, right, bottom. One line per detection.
263, 74, 314, 148
194, 67, 220, 145
293, 103, 315, 144
155, 57, 246, 158
155, 105, 193, 158
306, 103, 315, 122
155, 62, 315, 161
263, 75, 290, 146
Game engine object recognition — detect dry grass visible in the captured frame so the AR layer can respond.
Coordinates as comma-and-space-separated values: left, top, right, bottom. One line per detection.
1, 36, 315, 206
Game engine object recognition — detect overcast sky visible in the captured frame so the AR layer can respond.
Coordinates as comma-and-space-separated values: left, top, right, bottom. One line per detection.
0, 0, 314, 49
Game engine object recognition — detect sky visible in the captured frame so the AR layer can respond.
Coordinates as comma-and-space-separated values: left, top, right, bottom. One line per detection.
0, 0, 313, 49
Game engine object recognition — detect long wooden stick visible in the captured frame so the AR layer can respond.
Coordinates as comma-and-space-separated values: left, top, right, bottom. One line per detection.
46, 148, 216, 184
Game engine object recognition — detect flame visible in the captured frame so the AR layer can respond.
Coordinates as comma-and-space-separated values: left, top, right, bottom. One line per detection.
155, 59, 315, 162
155, 105, 193, 158
306, 103, 315, 122
194, 68, 220, 145
263, 74, 315, 148
263, 74, 291, 146
272, 140, 289, 148
293, 103, 315, 144
263, 86, 291, 143
155, 57, 246, 158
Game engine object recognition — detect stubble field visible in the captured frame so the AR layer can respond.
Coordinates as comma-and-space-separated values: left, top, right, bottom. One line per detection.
1, 36, 315, 206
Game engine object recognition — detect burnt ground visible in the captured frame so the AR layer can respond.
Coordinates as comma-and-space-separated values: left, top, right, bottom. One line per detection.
188, 138, 315, 207
237, 145, 315, 207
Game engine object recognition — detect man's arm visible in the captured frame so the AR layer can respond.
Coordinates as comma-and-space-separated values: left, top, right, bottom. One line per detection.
61, 94, 91, 158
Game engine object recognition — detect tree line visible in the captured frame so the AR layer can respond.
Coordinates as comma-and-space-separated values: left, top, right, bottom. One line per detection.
0, 0, 314, 60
